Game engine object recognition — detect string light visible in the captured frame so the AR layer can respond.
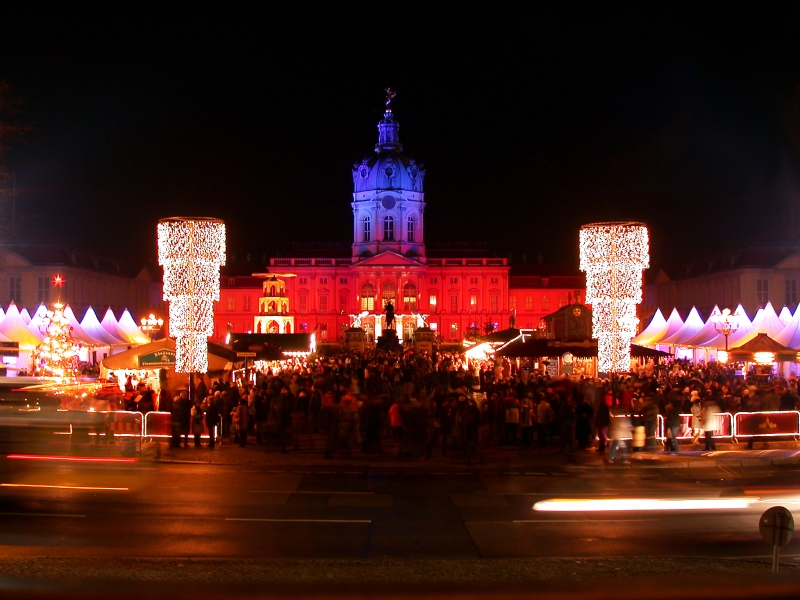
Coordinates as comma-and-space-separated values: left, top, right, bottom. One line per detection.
579, 222, 649, 373
34, 301, 80, 380
157, 217, 226, 373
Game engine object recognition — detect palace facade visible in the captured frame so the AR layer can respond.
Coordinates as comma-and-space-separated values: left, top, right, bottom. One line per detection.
212, 96, 585, 346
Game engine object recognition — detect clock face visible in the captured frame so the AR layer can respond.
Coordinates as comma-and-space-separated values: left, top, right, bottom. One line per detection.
384, 165, 394, 177
572, 307, 582, 316
359, 165, 369, 178
381, 196, 397, 209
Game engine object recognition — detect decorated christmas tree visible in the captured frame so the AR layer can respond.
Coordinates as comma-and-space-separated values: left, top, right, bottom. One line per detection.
34, 275, 80, 379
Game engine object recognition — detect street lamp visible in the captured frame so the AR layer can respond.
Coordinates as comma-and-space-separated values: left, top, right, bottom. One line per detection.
140, 313, 164, 342
711, 307, 740, 357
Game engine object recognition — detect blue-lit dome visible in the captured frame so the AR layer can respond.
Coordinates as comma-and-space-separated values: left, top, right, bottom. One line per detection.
352, 107, 425, 194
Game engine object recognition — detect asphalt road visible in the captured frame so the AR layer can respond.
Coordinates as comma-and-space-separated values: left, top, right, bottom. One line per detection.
1, 453, 799, 562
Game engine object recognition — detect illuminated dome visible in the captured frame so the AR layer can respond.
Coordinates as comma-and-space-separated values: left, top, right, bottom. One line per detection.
352, 101, 425, 194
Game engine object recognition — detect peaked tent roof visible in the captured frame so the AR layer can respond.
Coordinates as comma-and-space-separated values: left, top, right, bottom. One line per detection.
0, 302, 38, 349
19, 308, 31, 325
660, 306, 706, 345
117, 309, 150, 344
641, 308, 684, 346
63, 305, 106, 346
735, 302, 784, 346
683, 305, 722, 347
779, 306, 794, 326
101, 308, 132, 343
775, 305, 800, 349
722, 303, 756, 348
631, 309, 667, 346
81, 307, 127, 345
27, 304, 48, 340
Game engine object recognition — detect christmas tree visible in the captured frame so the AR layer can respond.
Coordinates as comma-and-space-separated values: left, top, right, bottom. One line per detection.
34, 278, 80, 379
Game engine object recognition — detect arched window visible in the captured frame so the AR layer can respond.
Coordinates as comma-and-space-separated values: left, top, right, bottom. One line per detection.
382, 282, 396, 306
267, 301, 277, 312
363, 216, 371, 242
284, 321, 292, 334
360, 283, 375, 311
267, 320, 279, 333
407, 217, 415, 243
269, 285, 276, 296
384, 216, 394, 241
403, 282, 417, 311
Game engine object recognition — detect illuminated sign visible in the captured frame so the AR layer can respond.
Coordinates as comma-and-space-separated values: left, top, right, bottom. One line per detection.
138, 349, 176, 368
735, 411, 800, 437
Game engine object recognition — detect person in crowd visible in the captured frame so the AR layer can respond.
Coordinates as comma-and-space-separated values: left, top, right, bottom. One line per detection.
191, 398, 205, 447
233, 398, 249, 447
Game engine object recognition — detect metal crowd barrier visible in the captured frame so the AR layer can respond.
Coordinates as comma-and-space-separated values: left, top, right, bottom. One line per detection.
143, 411, 221, 443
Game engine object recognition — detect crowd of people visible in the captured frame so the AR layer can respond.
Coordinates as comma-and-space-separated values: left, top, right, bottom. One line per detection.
100, 353, 800, 462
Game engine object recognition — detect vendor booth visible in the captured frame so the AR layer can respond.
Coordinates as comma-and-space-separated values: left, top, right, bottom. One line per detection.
100, 338, 235, 393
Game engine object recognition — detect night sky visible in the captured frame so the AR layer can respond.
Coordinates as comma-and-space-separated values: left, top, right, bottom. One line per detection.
2, 6, 800, 269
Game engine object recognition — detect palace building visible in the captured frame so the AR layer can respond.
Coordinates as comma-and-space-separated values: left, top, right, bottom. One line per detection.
212, 93, 585, 346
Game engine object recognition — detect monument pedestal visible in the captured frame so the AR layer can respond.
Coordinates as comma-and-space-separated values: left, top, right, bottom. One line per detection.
413, 327, 435, 355
345, 328, 367, 353
377, 328, 400, 352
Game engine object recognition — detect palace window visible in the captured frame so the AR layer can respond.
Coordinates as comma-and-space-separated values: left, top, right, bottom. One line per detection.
299, 322, 308, 332
226, 295, 235, 311
430, 277, 438, 284
318, 295, 328, 313
449, 277, 458, 285
360, 283, 374, 311
525, 296, 532, 311
9, 277, 20, 304
407, 217, 415, 242
319, 277, 327, 284
469, 294, 478, 313
450, 322, 459, 340
243, 296, 252, 312
787, 279, 797, 307
37, 277, 49, 304
450, 295, 458, 313
381, 282, 396, 305
490, 277, 499, 284
339, 294, 348, 313
384, 216, 394, 241
490, 295, 498, 313
298, 294, 308, 313
429, 294, 438, 310
319, 323, 328, 340
403, 282, 417, 311
470, 277, 478, 285
542, 295, 550, 311
757, 279, 769, 307
363, 217, 371, 242
509, 295, 517, 311
299, 277, 308, 285
340, 278, 348, 285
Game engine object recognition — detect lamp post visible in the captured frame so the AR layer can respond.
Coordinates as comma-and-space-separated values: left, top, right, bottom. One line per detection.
711, 307, 740, 353
140, 313, 164, 342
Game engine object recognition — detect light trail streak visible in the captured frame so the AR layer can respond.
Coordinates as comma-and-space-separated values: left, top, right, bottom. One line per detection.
533, 498, 757, 512
7, 454, 137, 463
0, 483, 129, 491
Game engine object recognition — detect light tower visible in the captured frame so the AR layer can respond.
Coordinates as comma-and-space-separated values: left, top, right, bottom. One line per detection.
579, 222, 649, 374
157, 217, 226, 374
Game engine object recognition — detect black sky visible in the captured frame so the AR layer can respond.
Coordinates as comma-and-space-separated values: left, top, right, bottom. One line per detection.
2, 5, 800, 268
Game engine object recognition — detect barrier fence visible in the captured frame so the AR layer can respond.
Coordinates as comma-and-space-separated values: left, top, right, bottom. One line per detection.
143, 411, 220, 442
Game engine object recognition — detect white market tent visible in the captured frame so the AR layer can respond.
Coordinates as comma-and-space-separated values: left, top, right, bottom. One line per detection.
641, 308, 684, 347
631, 309, 667, 346
775, 305, 800, 349
735, 302, 784, 346
63, 305, 105, 346
81, 307, 127, 346
19, 308, 31, 325
683, 305, 722, 347
101, 308, 132, 343
26, 305, 47, 340
779, 306, 794, 327
0, 302, 40, 350
117, 309, 149, 344
660, 306, 705, 346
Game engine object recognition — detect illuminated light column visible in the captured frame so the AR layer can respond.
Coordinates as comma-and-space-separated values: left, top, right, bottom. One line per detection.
579, 222, 649, 373
157, 217, 226, 374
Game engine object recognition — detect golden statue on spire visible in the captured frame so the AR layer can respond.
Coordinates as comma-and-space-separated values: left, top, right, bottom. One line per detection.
385, 88, 396, 112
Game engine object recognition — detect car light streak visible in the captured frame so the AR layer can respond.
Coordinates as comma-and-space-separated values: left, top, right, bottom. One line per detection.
7, 454, 137, 463
0, 483, 129, 491
533, 498, 757, 511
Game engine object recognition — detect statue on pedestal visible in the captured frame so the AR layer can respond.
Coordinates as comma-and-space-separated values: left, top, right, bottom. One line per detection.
384, 301, 396, 329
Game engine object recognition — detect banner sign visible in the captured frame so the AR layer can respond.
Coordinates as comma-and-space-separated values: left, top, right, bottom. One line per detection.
735, 411, 800, 438
138, 349, 176, 368
0, 341, 19, 357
